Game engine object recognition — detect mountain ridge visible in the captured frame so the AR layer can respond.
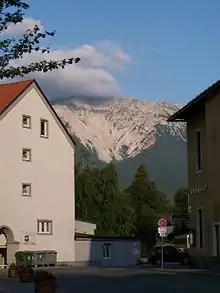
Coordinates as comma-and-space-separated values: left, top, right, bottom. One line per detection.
52, 96, 187, 197
54, 96, 186, 162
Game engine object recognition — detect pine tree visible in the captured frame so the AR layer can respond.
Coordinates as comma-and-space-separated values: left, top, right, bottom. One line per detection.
127, 164, 171, 251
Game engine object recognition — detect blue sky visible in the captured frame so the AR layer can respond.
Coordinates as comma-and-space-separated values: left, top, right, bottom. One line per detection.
26, 0, 220, 104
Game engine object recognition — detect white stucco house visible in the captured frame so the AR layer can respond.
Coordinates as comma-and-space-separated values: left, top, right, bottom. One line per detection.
0, 79, 75, 265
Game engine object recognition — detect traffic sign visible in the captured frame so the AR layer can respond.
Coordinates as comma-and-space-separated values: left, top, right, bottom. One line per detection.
158, 226, 167, 237
158, 217, 167, 227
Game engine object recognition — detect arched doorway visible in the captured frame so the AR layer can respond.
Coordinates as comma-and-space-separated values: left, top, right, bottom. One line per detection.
0, 226, 17, 266
0, 233, 7, 266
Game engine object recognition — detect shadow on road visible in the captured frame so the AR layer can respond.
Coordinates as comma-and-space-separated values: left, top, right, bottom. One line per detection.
1, 267, 220, 293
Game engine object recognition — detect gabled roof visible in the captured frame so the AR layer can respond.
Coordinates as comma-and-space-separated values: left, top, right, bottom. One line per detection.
0, 79, 76, 146
0, 79, 33, 115
168, 80, 220, 122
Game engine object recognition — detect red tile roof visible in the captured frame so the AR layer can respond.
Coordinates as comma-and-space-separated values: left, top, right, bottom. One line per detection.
0, 79, 34, 114
0, 78, 76, 146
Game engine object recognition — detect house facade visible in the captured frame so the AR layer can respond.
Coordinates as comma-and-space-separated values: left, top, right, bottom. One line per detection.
168, 80, 220, 259
0, 79, 75, 265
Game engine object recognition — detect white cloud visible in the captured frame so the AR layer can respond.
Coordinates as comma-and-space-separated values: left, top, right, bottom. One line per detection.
4, 17, 43, 36
5, 18, 131, 99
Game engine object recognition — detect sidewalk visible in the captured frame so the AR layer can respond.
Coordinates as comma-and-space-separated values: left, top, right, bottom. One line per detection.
153, 267, 220, 277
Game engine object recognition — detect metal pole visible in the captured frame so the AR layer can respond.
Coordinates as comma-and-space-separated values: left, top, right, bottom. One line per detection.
161, 236, 164, 270
187, 191, 191, 213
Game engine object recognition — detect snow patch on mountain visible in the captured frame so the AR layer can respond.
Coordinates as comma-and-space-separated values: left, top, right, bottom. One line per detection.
54, 97, 186, 162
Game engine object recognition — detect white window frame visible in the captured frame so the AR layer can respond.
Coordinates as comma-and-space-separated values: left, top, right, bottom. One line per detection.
103, 243, 111, 259
197, 207, 204, 249
37, 220, 53, 235
195, 129, 202, 173
22, 183, 31, 197
40, 119, 49, 138
22, 148, 31, 162
22, 115, 31, 129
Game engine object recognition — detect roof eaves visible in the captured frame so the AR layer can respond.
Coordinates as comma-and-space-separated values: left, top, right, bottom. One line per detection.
167, 80, 220, 122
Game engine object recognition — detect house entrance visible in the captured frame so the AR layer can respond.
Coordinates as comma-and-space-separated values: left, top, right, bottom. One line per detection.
0, 233, 7, 266
0, 226, 18, 266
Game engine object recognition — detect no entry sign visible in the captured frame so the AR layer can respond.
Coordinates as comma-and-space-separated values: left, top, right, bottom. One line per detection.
157, 217, 167, 227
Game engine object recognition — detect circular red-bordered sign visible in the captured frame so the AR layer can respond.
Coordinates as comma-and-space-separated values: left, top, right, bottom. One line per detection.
157, 217, 167, 227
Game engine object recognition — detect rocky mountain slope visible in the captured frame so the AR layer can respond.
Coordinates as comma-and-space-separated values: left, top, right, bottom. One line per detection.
53, 96, 187, 198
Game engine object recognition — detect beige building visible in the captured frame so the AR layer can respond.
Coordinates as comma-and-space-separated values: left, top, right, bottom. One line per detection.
168, 80, 220, 259
0, 79, 75, 265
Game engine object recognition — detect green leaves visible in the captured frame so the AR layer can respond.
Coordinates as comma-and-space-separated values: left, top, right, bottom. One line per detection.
0, 0, 80, 79
172, 187, 189, 234
173, 187, 188, 217
75, 159, 172, 248
126, 164, 172, 250
75, 162, 136, 237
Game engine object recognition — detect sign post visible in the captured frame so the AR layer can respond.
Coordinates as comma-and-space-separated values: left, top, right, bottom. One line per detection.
161, 235, 164, 270
157, 217, 168, 270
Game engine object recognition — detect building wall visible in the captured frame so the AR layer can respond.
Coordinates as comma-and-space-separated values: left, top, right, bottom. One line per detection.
187, 105, 211, 257
75, 239, 140, 267
0, 84, 75, 263
75, 221, 96, 235
205, 92, 220, 223
187, 92, 220, 258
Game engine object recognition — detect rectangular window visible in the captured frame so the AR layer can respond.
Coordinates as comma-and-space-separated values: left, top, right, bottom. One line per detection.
22, 115, 31, 129
22, 183, 31, 197
22, 148, 31, 162
214, 224, 220, 257
40, 119, 49, 138
196, 130, 202, 172
103, 243, 111, 259
198, 208, 204, 248
37, 220, 53, 235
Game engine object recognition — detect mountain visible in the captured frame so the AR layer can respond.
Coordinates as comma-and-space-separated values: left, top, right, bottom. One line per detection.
53, 96, 187, 198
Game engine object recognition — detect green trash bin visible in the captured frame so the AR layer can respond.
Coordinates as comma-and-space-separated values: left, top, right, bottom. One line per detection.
15, 251, 34, 267
32, 251, 46, 267
44, 250, 57, 267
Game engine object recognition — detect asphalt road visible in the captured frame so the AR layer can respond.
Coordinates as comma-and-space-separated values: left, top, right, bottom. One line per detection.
0, 267, 220, 293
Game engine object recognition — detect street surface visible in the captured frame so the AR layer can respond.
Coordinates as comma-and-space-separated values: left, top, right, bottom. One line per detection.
0, 267, 220, 293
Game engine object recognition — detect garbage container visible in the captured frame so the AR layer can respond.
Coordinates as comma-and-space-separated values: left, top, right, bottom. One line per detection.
15, 251, 34, 267
32, 251, 46, 267
44, 251, 57, 267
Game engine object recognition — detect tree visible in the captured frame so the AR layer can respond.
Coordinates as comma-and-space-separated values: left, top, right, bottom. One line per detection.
113, 189, 136, 236
172, 187, 189, 235
173, 187, 188, 216
75, 160, 136, 237
0, 0, 80, 79
126, 164, 171, 252
96, 163, 120, 235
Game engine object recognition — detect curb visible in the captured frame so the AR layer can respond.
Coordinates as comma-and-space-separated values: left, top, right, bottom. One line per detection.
155, 268, 220, 277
